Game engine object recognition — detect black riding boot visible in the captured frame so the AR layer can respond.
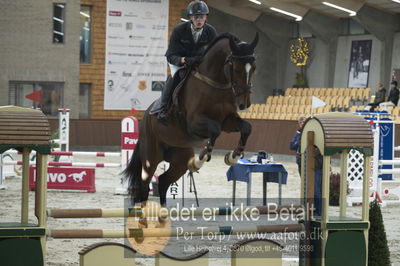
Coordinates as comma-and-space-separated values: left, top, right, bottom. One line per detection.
157, 76, 174, 124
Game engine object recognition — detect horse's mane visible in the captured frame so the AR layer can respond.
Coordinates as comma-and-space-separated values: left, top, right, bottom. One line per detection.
202, 32, 240, 57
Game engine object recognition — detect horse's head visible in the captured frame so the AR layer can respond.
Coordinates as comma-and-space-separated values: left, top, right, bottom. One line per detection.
226, 33, 259, 110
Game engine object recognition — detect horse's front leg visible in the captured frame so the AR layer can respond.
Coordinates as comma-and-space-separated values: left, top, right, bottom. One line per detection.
187, 118, 221, 172
222, 114, 252, 165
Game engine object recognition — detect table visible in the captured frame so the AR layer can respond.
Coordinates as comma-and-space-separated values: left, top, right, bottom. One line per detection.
226, 158, 288, 206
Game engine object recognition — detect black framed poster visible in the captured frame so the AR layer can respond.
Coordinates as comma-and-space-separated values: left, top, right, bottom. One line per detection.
348, 40, 372, 88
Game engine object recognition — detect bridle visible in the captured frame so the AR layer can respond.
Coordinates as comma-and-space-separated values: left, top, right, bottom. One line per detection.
225, 53, 255, 97
193, 52, 255, 98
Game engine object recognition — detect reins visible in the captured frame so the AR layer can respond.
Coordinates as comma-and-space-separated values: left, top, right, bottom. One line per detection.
192, 53, 255, 97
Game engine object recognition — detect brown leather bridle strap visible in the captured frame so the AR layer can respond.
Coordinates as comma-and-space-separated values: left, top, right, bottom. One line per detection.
192, 53, 254, 95
230, 54, 256, 63
226, 54, 253, 97
193, 71, 232, 89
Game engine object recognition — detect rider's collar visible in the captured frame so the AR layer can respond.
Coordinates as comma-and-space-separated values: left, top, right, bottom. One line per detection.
191, 23, 203, 32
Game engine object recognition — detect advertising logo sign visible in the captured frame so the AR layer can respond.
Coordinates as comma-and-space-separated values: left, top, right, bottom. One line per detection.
104, 0, 169, 110
29, 167, 96, 193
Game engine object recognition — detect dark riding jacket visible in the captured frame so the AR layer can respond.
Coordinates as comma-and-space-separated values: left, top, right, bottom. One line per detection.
388, 87, 399, 105
165, 22, 217, 66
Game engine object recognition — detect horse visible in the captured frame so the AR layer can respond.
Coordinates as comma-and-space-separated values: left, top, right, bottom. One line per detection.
123, 32, 259, 207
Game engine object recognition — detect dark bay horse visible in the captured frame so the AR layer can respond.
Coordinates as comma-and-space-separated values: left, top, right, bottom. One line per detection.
124, 32, 259, 206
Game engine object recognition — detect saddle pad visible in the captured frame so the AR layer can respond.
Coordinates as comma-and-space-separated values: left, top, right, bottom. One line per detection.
149, 68, 191, 115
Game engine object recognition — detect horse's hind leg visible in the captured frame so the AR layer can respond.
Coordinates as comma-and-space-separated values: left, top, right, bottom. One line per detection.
158, 148, 193, 207
138, 161, 158, 205
135, 159, 158, 237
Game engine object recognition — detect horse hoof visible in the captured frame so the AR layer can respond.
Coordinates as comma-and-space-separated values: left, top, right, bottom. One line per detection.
206, 154, 211, 162
156, 217, 168, 228
224, 152, 238, 166
134, 235, 145, 244
188, 157, 201, 172
134, 217, 148, 244
139, 217, 148, 228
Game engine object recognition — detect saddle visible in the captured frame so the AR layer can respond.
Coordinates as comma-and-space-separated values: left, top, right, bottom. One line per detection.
149, 67, 192, 115
171, 67, 192, 107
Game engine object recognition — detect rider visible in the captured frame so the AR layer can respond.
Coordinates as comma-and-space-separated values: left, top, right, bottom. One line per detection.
157, 0, 217, 124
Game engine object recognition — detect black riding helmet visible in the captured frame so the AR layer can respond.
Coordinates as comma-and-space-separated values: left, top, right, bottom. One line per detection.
187, 0, 209, 16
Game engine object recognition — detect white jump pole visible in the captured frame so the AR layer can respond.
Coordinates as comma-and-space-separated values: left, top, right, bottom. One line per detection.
58, 108, 70, 152
379, 169, 400, 174
379, 160, 400, 165
115, 116, 139, 195
1, 111, 138, 195
371, 124, 380, 198
6, 151, 121, 157
347, 112, 390, 206
1, 161, 122, 168
370, 116, 400, 205
0, 153, 21, 189
0, 155, 6, 189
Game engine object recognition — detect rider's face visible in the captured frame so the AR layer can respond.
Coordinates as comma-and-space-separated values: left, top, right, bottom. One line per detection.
190, 14, 207, 29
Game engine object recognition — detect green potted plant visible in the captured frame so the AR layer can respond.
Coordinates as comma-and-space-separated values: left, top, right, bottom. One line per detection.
368, 200, 391, 266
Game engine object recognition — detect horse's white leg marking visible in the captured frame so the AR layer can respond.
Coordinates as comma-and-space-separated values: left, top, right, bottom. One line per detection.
141, 167, 149, 181
194, 155, 207, 169
225, 151, 240, 165
188, 154, 208, 172
145, 160, 151, 168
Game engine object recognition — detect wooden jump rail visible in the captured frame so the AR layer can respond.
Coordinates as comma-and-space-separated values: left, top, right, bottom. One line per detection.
47, 224, 304, 239
47, 205, 303, 219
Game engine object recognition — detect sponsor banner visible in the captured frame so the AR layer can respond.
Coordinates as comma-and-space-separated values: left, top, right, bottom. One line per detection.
105, 0, 169, 110
121, 132, 139, 149
379, 122, 394, 180
29, 167, 96, 193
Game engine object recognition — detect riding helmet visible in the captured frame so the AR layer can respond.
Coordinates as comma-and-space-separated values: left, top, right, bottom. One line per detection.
187, 1, 209, 16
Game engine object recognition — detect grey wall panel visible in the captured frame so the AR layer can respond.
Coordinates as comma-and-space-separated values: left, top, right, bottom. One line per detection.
284, 38, 329, 89
0, 0, 81, 118
208, 7, 278, 104
391, 33, 400, 79
333, 35, 382, 92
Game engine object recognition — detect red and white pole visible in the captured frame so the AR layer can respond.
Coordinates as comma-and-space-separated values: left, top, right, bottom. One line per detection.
115, 116, 139, 195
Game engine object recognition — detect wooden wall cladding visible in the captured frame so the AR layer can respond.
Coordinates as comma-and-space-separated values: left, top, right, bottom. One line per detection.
48, 118, 400, 156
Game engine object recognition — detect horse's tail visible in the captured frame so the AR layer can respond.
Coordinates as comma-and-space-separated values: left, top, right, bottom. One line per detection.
122, 140, 142, 203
